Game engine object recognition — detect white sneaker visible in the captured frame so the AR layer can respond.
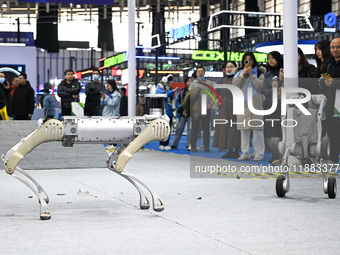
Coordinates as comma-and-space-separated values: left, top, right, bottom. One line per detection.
163, 145, 172, 151
159, 145, 165, 150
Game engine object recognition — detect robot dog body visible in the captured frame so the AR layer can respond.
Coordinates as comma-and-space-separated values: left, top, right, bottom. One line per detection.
2, 114, 170, 220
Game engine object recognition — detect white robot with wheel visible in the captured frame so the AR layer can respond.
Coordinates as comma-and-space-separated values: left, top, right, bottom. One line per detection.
2, 94, 170, 220
276, 94, 336, 199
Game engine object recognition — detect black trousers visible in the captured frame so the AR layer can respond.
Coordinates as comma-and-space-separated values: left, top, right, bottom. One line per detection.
326, 111, 340, 163
15, 115, 30, 120
61, 107, 71, 116
160, 117, 173, 146
191, 111, 210, 149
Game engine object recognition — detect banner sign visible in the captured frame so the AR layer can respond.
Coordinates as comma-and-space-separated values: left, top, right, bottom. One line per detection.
192, 50, 268, 62
0, 32, 34, 46
169, 24, 193, 41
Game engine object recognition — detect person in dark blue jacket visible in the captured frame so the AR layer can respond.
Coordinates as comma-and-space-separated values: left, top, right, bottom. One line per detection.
43, 88, 56, 119
156, 74, 178, 150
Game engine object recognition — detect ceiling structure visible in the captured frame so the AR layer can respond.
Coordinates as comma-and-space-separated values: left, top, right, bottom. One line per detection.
0, 0, 222, 22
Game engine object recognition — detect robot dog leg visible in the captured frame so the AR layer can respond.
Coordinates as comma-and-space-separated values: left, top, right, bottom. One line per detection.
2, 116, 170, 220
3, 119, 65, 219
106, 118, 170, 211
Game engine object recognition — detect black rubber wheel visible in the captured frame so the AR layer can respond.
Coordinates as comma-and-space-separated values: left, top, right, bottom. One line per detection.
276, 175, 286, 197
321, 137, 330, 160
327, 177, 337, 199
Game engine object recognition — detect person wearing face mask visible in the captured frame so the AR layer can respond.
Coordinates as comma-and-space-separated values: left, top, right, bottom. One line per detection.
0, 72, 10, 115
190, 66, 215, 152
84, 68, 104, 116
213, 61, 241, 158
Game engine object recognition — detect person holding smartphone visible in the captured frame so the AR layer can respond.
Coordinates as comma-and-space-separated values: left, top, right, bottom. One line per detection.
232, 52, 267, 161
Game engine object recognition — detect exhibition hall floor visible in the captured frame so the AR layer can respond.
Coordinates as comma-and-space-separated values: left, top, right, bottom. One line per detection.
1, 149, 340, 255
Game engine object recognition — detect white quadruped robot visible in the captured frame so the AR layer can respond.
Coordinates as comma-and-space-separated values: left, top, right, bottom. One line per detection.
276, 94, 336, 199
1, 94, 170, 220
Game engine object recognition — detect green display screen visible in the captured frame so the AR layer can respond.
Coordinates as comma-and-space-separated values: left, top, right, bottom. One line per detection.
192, 50, 268, 62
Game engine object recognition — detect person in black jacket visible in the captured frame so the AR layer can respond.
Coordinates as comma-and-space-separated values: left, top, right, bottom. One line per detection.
119, 87, 128, 116
12, 73, 35, 120
320, 37, 340, 164
58, 69, 82, 116
298, 47, 319, 94
84, 68, 104, 116
0, 72, 10, 115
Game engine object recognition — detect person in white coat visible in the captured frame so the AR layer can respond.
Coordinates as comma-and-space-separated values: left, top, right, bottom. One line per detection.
101, 79, 121, 116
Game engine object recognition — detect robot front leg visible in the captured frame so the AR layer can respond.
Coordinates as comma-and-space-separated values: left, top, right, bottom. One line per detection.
3, 119, 65, 220
16, 166, 50, 204
11, 169, 51, 220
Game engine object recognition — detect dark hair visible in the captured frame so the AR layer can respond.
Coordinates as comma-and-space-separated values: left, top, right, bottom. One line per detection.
222, 61, 237, 69
92, 68, 100, 74
241, 52, 257, 69
184, 77, 191, 84
298, 47, 310, 75
314, 40, 331, 77
191, 71, 197, 79
44, 88, 50, 93
121, 87, 126, 94
107, 79, 118, 92
196, 66, 205, 72
64, 69, 74, 75
19, 73, 27, 79
267, 51, 283, 71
